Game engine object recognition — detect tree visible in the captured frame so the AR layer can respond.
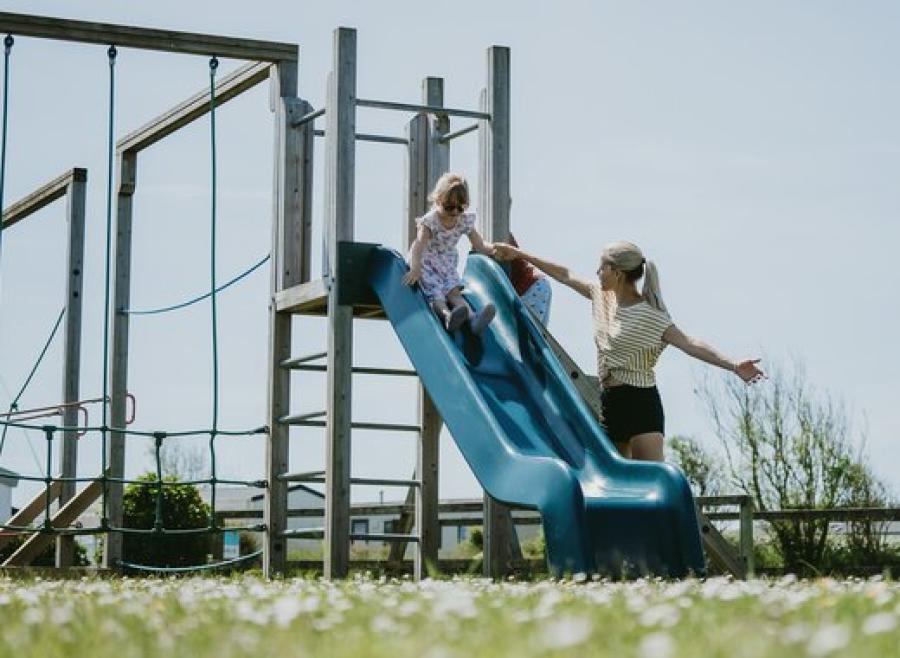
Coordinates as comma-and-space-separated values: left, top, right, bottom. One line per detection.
698, 359, 891, 573
666, 435, 724, 496
122, 472, 211, 568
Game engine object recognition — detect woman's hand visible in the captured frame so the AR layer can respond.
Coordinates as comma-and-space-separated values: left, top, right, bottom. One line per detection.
403, 266, 422, 286
733, 359, 765, 384
493, 243, 522, 261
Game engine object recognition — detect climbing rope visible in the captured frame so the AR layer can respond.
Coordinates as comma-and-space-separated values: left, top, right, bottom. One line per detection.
118, 549, 263, 574
208, 55, 220, 528
0, 34, 13, 286
100, 44, 117, 529
0, 307, 65, 459
121, 254, 269, 315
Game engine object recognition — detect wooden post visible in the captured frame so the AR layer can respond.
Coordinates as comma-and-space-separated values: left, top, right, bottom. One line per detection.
739, 496, 755, 577
56, 168, 86, 568
415, 77, 447, 579
479, 46, 514, 579
264, 58, 303, 578
104, 150, 137, 569
323, 27, 356, 580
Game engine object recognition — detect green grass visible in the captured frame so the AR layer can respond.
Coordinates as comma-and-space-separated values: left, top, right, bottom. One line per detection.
0, 574, 898, 657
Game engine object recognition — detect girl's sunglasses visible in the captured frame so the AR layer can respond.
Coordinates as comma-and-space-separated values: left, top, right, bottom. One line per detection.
443, 204, 466, 213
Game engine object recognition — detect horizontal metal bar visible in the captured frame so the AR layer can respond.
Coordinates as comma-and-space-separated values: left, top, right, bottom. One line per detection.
278, 411, 326, 424
291, 107, 325, 127
288, 364, 417, 377
356, 98, 491, 120
281, 352, 328, 368
279, 474, 420, 488
0, 12, 298, 61
312, 129, 407, 145
276, 470, 325, 482
118, 61, 271, 153
439, 122, 479, 143
352, 532, 420, 543
280, 529, 421, 543
1, 168, 85, 230
281, 528, 324, 539
282, 419, 421, 433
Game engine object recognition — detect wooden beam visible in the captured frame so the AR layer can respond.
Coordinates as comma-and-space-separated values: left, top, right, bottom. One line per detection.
480, 45, 514, 579
479, 46, 511, 243
696, 507, 747, 579
103, 151, 137, 570
56, 170, 86, 568
0, 482, 62, 552
1, 168, 86, 230
3, 480, 102, 567
323, 27, 357, 580
117, 61, 271, 154
0, 12, 297, 62
264, 60, 300, 579
417, 77, 446, 578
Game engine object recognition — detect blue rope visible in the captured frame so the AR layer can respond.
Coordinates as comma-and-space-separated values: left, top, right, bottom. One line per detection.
0, 307, 65, 458
101, 44, 117, 526
208, 56, 220, 524
0, 35, 14, 301
121, 254, 269, 315
118, 548, 262, 574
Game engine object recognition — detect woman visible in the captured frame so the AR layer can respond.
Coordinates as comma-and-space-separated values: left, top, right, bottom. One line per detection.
494, 240, 764, 461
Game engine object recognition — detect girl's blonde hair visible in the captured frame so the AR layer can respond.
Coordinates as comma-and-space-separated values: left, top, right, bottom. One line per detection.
428, 172, 470, 208
602, 241, 668, 316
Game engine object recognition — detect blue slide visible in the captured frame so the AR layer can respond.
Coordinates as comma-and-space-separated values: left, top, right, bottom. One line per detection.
367, 247, 706, 577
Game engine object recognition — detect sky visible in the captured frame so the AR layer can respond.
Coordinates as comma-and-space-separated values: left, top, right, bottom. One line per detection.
1, 1, 898, 511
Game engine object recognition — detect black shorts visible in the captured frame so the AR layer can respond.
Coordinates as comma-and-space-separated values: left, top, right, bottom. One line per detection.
600, 385, 665, 444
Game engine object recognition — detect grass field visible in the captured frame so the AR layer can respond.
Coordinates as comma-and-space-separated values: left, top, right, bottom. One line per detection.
1, 574, 898, 658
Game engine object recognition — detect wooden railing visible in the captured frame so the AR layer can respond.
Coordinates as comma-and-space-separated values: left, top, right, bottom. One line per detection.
215, 496, 900, 578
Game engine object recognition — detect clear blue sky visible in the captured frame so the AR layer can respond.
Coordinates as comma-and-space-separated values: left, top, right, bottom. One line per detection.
1, 1, 898, 509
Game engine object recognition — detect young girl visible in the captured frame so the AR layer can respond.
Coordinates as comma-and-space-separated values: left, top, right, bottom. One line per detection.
404, 173, 497, 334
494, 240, 764, 461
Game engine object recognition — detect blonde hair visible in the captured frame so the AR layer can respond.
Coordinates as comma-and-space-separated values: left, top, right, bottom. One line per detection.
602, 241, 668, 315
428, 172, 469, 208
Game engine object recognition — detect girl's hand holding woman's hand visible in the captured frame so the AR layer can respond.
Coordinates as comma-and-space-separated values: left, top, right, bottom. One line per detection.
403, 266, 422, 286
734, 358, 765, 384
493, 243, 521, 261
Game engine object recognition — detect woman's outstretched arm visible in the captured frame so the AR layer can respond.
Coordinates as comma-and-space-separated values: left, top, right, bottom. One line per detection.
494, 243, 593, 299
662, 324, 765, 383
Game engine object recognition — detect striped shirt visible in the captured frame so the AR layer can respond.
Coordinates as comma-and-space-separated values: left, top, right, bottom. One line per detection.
590, 284, 673, 388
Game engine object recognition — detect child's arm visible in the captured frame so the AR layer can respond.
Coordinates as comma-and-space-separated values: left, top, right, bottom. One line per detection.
468, 228, 496, 257
403, 224, 432, 285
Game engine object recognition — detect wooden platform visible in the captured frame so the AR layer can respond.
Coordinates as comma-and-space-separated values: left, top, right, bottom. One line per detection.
274, 278, 386, 319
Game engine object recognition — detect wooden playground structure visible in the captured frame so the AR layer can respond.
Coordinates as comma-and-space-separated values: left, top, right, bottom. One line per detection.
0, 11, 753, 579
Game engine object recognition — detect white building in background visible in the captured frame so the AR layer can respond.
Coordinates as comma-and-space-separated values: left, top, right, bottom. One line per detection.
0, 467, 20, 523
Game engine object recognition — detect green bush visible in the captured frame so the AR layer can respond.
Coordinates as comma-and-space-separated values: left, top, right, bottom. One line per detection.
0, 534, 89, 566
122, 472, 211, 568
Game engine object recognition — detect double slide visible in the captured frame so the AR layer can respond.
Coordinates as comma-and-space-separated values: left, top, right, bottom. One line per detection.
367, 247, 705, 577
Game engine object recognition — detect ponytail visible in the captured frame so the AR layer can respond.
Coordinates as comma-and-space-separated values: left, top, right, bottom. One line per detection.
641, 259, 668, 316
